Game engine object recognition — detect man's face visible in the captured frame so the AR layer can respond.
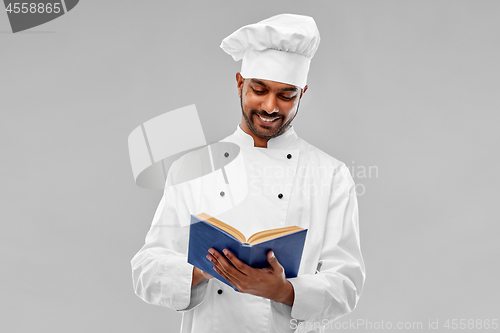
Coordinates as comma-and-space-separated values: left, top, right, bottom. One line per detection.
237, 73, 307, 143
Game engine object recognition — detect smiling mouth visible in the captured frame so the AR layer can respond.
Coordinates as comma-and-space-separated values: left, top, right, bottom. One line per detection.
256, 114, 280, 123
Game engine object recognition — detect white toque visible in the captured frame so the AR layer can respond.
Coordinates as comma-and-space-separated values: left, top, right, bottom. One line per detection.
220, 14, 320, 89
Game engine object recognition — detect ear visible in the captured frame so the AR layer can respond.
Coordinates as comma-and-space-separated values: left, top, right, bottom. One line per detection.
236, 72, 244, 98
300, 85, 308, 98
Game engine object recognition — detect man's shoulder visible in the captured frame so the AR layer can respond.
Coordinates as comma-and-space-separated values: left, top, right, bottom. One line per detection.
295, 136, 355, 184
295, 136, 345, 169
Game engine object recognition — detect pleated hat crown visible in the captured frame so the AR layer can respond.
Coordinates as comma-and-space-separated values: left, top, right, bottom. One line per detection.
220, 14, 320, 88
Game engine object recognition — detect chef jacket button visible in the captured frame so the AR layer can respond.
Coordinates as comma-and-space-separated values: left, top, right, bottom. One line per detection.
278, 193, 283, 199
220, 191, 225, 197
217, 289, 223, 295
287, 154, 292, 159
224, 152, 229, 158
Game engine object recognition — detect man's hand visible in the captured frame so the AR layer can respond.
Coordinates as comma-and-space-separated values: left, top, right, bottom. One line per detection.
206, 248, 295, 306
191, 267, 214, 288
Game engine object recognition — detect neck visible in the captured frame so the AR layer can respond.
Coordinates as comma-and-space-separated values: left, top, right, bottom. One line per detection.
240, 122, 269, 148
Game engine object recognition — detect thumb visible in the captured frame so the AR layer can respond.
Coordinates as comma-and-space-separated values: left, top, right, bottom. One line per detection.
267, 250, 281, 270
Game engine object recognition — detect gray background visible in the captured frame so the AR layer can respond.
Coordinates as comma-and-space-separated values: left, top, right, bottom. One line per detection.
1, 1, 499, 332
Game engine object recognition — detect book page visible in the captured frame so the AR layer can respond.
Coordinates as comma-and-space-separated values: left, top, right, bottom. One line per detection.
196, 213, 247, 243
247, 226, 304, 245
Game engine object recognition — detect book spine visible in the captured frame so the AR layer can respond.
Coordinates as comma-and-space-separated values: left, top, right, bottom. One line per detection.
238, 243, 252, 266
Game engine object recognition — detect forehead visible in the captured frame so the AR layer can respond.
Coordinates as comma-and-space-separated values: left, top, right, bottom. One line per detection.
248, 78, 299, 92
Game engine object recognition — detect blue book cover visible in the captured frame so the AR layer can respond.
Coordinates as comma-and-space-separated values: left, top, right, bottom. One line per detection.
187, 213, 308, 290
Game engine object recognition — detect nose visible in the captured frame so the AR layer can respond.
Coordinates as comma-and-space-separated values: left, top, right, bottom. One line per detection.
262, 95, 279, 114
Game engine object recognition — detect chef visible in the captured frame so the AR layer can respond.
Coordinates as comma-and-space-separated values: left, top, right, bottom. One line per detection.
131, 14, 365, 333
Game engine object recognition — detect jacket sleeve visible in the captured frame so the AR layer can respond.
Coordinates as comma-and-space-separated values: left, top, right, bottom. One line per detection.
130, 181, 208, 312
286, 163, 366, 325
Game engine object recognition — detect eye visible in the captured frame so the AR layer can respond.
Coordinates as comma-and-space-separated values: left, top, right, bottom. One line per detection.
279, 95, 294, 101
252, 88, 266, 95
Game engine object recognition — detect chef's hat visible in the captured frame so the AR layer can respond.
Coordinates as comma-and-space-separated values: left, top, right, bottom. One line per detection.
220, 14, 320, 89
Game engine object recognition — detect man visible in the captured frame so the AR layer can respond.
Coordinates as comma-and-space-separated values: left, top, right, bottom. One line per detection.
131, 14, 365, 333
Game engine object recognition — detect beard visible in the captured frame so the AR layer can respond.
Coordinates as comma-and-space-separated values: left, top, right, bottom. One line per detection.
240, 96, 300, 140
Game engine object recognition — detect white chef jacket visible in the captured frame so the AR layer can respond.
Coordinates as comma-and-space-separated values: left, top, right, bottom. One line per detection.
131, 124, 365, 333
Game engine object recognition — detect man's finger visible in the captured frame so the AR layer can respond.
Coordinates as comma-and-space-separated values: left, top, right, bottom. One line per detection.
212, 262, 244, 291
267, 250, 283, 273
200, 269, 214, 279
222, 249, 250, 275
213, 265, 242, 291
208, 248, 243, 283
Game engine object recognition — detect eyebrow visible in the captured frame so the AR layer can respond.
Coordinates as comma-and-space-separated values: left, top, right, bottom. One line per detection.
250, 79, 299, 93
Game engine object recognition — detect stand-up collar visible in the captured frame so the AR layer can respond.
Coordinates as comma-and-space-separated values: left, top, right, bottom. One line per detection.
232, 124, 298, 149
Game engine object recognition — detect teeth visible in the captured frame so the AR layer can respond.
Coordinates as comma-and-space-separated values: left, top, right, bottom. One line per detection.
258, 114, 279, 122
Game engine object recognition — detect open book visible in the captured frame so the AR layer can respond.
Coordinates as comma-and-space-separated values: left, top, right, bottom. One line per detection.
187, 213, 308, 290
